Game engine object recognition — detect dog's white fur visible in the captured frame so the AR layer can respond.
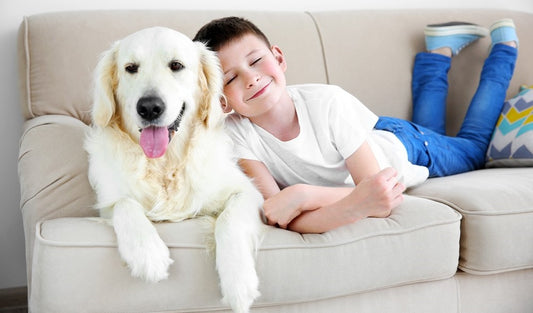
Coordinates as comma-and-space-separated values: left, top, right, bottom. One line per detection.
85, 27, 264, 313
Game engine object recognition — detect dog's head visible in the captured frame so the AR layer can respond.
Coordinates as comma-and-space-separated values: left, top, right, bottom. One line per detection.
92, 27, 223, 158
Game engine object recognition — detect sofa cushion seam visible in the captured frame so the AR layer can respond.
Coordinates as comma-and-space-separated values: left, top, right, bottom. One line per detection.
35, 216, 460, 250
411, 195, 533, 216
305, 11, 330, 84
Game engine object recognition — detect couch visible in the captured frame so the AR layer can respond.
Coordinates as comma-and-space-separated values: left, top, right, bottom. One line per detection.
17, 9, 533, 313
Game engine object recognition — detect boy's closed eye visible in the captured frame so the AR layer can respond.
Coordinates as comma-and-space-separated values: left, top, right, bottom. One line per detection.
224, 58, 262, 85
225, 76, 236, 85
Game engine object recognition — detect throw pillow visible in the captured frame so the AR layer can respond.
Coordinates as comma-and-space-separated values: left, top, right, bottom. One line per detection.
486, 85, 533, 167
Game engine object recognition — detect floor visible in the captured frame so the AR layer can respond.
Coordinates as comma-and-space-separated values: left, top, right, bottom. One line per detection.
0, 287, 28, 313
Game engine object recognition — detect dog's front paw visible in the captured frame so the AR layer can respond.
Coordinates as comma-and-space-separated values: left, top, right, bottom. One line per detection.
118, 231, 174, 283
220, 268, 260, 313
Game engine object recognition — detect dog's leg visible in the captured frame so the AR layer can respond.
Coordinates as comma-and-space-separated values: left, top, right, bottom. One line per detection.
215, 188, 264, 313
112, 198, 174, 283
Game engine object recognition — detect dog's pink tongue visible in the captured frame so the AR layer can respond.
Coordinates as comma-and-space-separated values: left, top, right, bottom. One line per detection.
139, 126, 169, 158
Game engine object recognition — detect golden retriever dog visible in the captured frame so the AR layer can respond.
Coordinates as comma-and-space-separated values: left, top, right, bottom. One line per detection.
84, 27, 264, 313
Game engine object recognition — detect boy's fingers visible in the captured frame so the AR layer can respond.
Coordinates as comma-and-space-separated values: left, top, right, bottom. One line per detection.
264, 214, 276, 226
381, 168, 400, 188
377, 167, 399, 185
394, 181, 406, 193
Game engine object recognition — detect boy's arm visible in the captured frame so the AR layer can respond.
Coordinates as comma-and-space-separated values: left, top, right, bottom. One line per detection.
344, 140, 381, 184
238, 158, 351, 228
262, 141, 389, 230
264, 184, 354, 228
287, 141, 404, 233
238, 159, 280, 199
287, 168, 405, 233
239, 141, 404, 233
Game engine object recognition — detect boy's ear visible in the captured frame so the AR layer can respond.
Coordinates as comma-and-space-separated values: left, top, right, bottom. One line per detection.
220, 95, 232, 113
271, 45, 287, 72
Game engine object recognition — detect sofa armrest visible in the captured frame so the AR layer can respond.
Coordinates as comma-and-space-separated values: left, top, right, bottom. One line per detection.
18, 114, 96, 286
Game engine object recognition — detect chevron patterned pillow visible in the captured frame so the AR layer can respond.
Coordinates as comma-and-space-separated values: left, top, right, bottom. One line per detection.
486, 85, 533, 167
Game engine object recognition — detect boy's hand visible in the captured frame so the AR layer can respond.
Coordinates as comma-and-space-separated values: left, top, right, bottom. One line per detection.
263, 184, 309, 229
352, 167, 405, 219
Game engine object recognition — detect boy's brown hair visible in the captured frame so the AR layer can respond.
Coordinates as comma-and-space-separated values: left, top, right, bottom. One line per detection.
193, 16, 271, 52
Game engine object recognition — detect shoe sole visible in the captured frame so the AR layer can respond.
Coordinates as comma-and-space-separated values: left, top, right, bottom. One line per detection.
490, 18, 515, 32
424, 24, 489, 37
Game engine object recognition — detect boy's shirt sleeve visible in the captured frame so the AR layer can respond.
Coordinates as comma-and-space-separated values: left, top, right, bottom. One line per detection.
224, 113, 260, 161
327, 86, 379, 159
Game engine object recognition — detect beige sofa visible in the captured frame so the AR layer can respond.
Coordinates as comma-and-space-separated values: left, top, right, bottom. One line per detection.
17, 9, 533, 313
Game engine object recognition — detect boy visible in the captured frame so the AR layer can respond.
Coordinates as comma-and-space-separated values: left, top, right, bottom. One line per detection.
193, 17, 518, 233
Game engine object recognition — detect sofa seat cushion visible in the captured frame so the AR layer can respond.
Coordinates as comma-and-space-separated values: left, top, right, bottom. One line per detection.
31, 195, 460, 312
408, 168, 533, 274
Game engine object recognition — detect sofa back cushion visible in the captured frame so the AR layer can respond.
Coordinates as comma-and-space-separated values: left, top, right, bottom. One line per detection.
19, 10, 533, 133
17, 10, 327, 125
19, 10, 533, 134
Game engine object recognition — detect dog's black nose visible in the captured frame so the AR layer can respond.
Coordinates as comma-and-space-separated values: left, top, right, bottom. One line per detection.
137, 96, 165, 121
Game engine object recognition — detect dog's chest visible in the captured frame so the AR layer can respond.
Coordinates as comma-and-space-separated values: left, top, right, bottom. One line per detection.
136, 160, 205, 221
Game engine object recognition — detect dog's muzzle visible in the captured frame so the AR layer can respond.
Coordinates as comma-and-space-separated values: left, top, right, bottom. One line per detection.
137, 96, 186, 159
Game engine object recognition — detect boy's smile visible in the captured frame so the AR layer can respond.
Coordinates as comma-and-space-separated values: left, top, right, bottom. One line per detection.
246, 79, 273, 101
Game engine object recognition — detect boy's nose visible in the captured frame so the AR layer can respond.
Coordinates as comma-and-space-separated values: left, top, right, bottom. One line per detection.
246, 73, 260, 88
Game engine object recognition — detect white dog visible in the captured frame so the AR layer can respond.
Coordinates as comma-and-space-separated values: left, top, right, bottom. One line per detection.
84, 27, 264, 313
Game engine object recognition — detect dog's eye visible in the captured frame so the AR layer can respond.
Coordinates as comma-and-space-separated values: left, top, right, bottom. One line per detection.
169, 61, 184, 72
125, 64, 139, 74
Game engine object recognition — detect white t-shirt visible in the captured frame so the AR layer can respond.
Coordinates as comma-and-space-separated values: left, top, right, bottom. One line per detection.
224, 84, 428, 188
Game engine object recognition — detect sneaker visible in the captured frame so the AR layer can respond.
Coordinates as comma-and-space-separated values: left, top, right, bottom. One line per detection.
490, 18, 519, 49
424, 22, 489, 56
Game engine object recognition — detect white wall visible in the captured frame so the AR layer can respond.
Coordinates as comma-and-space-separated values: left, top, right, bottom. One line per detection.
1, 0, 532, 289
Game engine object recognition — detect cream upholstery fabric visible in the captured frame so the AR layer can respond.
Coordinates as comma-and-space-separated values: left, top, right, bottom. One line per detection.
32, 196, 460, 311
408, 168, 533, 274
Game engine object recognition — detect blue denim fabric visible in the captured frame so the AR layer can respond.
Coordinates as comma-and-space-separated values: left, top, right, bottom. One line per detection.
375, 44, 517, 177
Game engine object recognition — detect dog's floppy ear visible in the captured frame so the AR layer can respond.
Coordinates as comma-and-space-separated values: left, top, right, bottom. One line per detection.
91, 42, 119, 128
196, 42, 224, 128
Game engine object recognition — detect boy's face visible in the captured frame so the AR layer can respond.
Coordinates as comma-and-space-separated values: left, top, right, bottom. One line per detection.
217, 34, 287, 119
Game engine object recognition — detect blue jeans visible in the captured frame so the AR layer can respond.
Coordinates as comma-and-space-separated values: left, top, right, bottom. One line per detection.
375, 44, 517, 177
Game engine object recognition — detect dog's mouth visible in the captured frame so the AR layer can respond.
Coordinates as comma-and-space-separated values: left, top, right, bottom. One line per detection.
139, 104, 186, 158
